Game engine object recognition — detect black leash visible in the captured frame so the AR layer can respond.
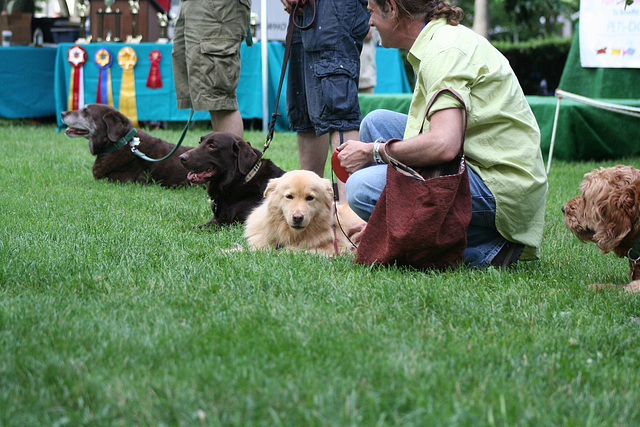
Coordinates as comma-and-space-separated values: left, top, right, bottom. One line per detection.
102, 109, 194, 161
331, 131, 358, 252
129, 109, 195, 162
262, 0, 316, 157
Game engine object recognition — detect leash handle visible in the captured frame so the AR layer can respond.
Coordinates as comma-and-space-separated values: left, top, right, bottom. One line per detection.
292, 0, 316, 31
131, 109, 194, 162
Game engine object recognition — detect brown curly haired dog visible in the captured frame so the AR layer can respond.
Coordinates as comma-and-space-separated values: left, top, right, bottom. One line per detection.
562, 165, 640, 292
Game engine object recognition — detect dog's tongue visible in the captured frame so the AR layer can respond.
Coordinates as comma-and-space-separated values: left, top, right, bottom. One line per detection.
187, 170, 216, 182
65, 127, 89, 137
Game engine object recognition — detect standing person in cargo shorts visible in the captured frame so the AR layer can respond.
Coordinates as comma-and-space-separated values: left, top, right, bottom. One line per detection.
172, 0, 251, 138
281, 0, 370, 202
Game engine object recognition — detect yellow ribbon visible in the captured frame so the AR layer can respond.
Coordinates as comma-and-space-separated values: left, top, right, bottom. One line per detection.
117, 47, 139, 127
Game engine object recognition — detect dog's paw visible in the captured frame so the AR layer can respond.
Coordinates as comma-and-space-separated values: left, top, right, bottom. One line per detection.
591, 283, 619, 292
591, 282, 640, 293
222, 248, 244, 253
193, 218, 218, 230
623, 281, 640, 293
222, 243, 246, 253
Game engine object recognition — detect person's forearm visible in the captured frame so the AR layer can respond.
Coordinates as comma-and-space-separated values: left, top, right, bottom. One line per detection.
383, 108, 465, 167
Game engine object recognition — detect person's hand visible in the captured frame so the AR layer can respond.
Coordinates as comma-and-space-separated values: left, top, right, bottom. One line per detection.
348, 222, 367, 247
336, 139, 374, 174
280, 0, 298, 13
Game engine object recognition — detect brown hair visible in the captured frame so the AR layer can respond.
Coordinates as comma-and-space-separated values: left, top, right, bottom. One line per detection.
372, 0, 464, 26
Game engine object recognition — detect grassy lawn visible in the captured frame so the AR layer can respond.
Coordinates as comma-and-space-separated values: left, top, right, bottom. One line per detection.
1, 120, 639, 426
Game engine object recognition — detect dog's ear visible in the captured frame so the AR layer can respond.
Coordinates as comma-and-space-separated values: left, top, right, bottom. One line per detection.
264, 177, 280, 198
234, 137, 259, 175
594, 186, 638, 253
103, 110, 132, 142
322, 178, 334, 206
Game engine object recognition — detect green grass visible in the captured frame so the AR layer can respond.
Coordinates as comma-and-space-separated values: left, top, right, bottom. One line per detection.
1, 120, 640, 426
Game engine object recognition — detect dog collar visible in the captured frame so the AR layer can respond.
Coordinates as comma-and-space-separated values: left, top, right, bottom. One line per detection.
244, 158, 262, 184
628, 235, 640, 262
103, 128, 137, 153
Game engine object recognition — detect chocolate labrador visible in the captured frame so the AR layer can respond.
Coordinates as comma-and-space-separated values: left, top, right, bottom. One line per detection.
61, 104, 193, 187
179, 132, 286, 228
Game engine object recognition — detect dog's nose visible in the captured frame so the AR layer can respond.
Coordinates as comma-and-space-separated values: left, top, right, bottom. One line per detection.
561, 205, 565, 214
179, 153, 189, 164
292, 213, 304, 224
61, 111, 68, 119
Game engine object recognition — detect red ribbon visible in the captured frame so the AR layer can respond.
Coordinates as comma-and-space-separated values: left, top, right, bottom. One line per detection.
67, 45, 87, 110
146, 50, 162, 89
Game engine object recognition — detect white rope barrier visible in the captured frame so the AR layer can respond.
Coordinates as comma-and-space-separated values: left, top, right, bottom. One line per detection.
546, 89, 640, 174
555, 89, 640, 118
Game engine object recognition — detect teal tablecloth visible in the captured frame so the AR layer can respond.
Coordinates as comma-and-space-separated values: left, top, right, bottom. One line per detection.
0, 46, 57, 118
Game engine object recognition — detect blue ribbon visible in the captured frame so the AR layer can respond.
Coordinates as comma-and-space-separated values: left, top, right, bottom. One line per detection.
95, 48, 113, 105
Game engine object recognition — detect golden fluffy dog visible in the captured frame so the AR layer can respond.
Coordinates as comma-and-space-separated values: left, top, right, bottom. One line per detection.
243, 170, 364, 255
563, 165, 640, 292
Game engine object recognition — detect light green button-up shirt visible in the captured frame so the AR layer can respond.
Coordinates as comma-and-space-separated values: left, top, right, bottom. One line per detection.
405, 18, 548, 259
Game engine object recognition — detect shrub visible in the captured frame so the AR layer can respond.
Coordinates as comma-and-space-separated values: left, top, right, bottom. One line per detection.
492, 36, 573, 96
399, 36, 572, 96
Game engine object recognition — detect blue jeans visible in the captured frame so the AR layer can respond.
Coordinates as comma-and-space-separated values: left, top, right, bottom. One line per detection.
345, 110, 506, 267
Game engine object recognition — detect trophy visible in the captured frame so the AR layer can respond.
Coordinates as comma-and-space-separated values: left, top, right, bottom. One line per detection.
157, 12, 169, 43
96, 0, 122, 42
250, 12, 258, 38
113, 8, 121, 41
129, 0, 139, 38
77, 0, 89, 40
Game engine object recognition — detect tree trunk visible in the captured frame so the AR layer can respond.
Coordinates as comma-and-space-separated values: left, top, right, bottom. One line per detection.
472, 0, 490, 39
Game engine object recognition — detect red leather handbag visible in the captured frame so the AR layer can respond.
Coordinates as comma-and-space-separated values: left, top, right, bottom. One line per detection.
355, 89, 472, 271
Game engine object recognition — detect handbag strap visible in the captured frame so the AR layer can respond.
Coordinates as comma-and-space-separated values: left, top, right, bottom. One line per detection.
420, 88, 468, 139
385, 88, 468, 181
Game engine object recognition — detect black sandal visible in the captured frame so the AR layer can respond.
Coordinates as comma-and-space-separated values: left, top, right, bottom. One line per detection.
491, 242, 525, 269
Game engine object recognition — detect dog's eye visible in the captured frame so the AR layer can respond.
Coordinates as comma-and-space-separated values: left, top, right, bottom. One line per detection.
286, 194, 294, 199
208, 143, 217, 150
306, 196, 314, 201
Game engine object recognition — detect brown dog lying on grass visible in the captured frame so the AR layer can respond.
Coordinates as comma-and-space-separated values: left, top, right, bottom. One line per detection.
61, 104, 193, 187
243, 170, 365, 255
179, 132, 286, 228
563, 165, 640, 293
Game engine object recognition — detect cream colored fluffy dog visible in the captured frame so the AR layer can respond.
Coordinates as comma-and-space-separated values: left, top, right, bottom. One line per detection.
244, 170, 364, 255
563, 165, 640, 292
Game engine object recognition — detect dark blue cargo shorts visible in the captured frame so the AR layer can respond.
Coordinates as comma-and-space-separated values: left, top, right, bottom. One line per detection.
286, 0, 370, 136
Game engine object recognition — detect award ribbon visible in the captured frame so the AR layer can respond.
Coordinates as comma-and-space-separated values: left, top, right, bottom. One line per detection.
95, 48, 114, 106
117, 47, 139, 127
146, 50, 163, 89
67, 45, 87, 111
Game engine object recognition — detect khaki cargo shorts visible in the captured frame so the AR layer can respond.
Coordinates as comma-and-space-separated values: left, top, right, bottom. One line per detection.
172, 0, 251, 111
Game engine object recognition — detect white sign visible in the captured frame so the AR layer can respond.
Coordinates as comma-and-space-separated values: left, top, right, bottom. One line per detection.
579, 0, 640, 68
250, 1, 290, 41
